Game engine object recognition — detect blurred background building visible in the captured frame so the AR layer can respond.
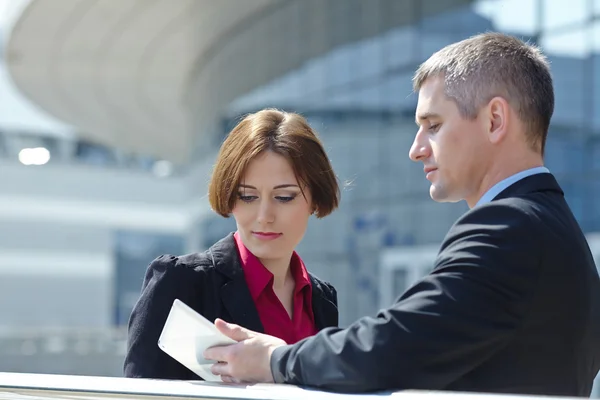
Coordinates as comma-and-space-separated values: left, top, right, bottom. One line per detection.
0, 0, 598, 394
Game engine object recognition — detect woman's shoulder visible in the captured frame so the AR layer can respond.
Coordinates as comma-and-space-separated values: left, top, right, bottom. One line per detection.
307, 272, 338, 302
147, 251, 214, 275
145, 232, 238, 279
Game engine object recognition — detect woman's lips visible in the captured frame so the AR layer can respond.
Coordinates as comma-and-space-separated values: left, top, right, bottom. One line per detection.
252, 232, 282, 241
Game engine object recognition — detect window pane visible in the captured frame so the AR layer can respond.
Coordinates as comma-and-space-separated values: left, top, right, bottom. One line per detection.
595, 54, 600, 134
541, 27, 590, 58
592, 140, 600, 172
545, 136, 585, 175
384, 27, 418, 69
542, 0, 587, 30
557, 180, 585, 224
473, 0, 539, 35
589, 178, 600, 230
114, 231, 184, 326
541, 28, 590, 130
592, 22, 600, 133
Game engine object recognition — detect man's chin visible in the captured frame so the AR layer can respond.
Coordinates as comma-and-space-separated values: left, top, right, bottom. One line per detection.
429, 185, 460, 203
429, 185, 444, 202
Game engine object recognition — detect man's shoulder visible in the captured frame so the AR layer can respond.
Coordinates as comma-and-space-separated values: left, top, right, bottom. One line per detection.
454, 197, 541, 233
441, 192, 580, 261
437, 197, 548, 262
456, 188, 576, 237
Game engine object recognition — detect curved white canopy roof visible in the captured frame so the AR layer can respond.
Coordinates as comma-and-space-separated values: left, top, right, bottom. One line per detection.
4, 0, 278, 162
5, 0, 476, 163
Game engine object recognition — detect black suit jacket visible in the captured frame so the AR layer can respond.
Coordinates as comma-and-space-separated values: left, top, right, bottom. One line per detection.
271, 173, 600, 396
124, 233, 338, 380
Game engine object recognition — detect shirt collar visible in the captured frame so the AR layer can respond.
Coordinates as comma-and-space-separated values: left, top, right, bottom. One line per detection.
233, 231, 310, 300
474, 166, 550, 208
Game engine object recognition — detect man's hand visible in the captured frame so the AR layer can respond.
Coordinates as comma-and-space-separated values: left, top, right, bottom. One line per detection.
203, 318, 287, 384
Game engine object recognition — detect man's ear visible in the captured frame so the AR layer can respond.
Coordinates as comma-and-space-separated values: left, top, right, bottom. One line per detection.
487, 96, 510, 145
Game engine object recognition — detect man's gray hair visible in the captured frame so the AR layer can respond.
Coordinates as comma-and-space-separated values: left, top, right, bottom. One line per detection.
413, 32, 554, 154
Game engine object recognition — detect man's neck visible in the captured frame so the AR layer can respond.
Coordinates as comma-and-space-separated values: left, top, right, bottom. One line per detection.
467, 157, 544, 208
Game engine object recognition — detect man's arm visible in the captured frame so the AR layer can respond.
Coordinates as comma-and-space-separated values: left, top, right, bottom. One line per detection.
270, 202, 541, 392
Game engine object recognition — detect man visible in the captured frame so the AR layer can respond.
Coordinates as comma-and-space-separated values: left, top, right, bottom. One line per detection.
204, 32, 600, 396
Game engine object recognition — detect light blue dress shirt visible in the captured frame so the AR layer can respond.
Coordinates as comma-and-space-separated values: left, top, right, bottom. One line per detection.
474, 166, 550, 208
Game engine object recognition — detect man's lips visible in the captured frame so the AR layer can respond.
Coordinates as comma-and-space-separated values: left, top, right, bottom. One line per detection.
424, 167, 437, 180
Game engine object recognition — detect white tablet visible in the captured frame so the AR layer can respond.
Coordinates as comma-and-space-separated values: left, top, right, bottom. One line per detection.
157, 299, 237, 381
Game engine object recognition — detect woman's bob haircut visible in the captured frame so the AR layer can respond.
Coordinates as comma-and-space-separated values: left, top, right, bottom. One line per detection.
208, 108, 340, 218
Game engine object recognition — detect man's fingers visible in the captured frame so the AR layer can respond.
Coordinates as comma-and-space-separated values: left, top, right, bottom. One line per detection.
214, 318, 252, 341
204, 344, 231, 362
220, 375, 241, 384
210, 361, 229, 376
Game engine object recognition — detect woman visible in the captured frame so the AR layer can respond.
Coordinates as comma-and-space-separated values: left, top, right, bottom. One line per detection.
124, 109, 341, 380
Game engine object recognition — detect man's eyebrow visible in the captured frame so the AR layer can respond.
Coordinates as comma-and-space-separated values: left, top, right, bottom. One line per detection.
415, 112, 440, 126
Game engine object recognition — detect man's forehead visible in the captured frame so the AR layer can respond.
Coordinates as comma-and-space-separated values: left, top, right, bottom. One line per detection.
418, 76, 445, 101
415, 95, 437, 123
415, 78, 447, 122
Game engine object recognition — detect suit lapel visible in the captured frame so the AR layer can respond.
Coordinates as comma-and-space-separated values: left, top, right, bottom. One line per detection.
209, 233, 264, 334
220, 279, 264, 333
309, 275, 338, 329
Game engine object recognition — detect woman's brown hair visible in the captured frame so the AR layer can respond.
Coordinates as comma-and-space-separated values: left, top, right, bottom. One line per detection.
208, 109, 340, 218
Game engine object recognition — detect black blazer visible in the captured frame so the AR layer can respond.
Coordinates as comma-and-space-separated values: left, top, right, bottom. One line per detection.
124, 233, 338, 380
271, 173, 600, 396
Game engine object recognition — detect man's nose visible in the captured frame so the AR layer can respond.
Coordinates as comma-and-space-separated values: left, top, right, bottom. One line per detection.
409, 131, 430, 162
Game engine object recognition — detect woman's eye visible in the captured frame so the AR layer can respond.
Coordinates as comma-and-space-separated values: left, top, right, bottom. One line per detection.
429, 124, 441, 133
237, 194, 257, 203
276, 195, 296, 203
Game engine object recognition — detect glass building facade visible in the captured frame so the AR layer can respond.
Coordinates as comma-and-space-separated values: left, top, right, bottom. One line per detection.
189, 0, 600, 326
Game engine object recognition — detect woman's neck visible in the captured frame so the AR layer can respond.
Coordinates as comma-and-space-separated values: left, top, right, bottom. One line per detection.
260, 255, 294, 289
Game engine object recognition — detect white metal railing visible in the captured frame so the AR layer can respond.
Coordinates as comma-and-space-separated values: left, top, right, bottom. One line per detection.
0, 372, 591, 400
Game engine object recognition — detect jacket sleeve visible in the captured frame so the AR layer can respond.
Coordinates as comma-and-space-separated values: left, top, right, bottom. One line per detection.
270, 202, 541, 392
123, 255, 199, 380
